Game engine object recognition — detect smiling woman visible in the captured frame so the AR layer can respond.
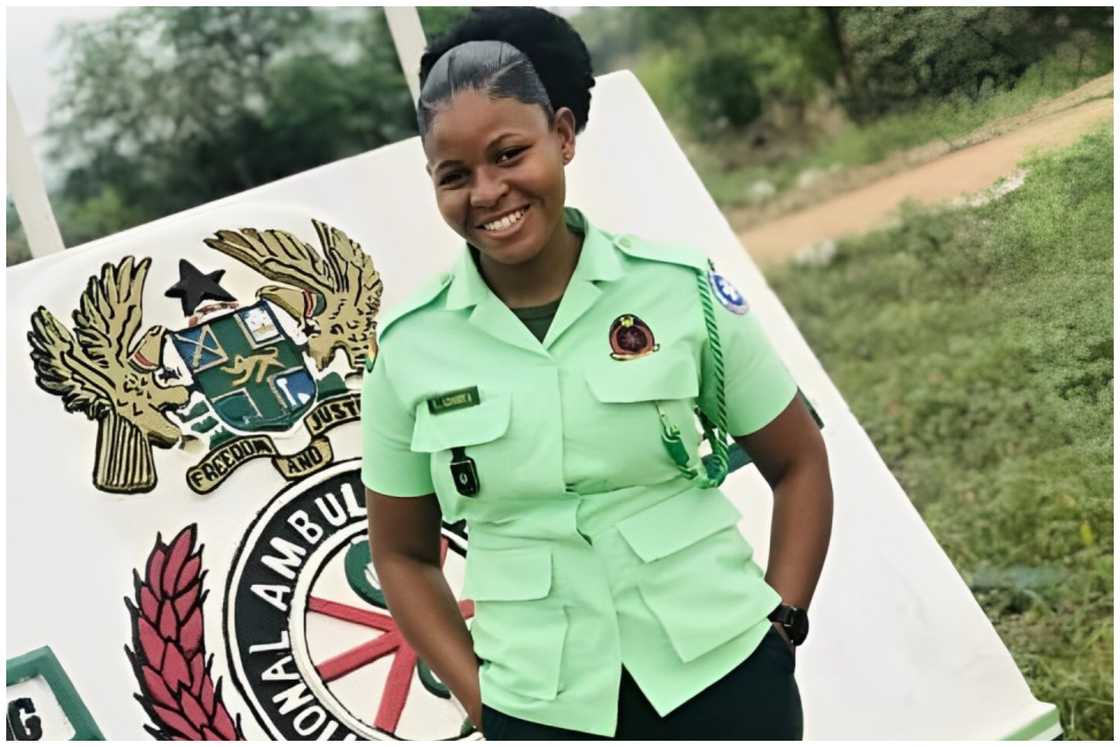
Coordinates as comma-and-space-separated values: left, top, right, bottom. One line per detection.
360, 6, 832, 742
424, 88, 576, 296
418, 25, 587, 309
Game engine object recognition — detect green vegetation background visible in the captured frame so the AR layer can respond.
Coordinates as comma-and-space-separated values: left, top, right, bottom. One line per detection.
769, 128, 1114, 740
8, 7, 1112, 264
6, 6, 1114, 739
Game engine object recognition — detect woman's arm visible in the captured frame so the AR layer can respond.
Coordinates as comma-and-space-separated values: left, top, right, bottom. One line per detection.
733, 394, 833, 643
366, 488, 483, 730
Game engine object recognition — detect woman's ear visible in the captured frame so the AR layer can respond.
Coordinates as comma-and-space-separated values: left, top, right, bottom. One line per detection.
554, 106, 577, 164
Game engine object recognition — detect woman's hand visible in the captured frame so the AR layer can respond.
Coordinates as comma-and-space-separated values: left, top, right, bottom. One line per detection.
465, 658, 483, 733
772, 621, 797, 659
467, 699, 483, 736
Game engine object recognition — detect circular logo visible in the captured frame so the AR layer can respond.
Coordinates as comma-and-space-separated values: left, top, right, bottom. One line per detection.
609, 314, 660, 360
708, 271, 749, 315
224, 461, 479, 740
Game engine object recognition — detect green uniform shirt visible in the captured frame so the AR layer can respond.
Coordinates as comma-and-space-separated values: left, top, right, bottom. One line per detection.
361, 208, 798, 737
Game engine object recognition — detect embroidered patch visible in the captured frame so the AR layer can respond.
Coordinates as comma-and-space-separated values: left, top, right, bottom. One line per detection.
609, 314, 660, 360
708, 271, 749, 315
427, 386, 480, 414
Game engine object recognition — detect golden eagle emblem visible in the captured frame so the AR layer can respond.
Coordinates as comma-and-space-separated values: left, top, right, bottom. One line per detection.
27, 257, 190, 493
203, 220, 383, 374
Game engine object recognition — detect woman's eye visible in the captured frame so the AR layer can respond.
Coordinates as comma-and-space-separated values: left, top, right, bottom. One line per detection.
439, 171, 465, 187
497, 147, 527, 163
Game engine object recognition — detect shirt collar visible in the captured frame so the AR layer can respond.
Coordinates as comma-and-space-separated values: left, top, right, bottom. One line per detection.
444, 207, 623, 311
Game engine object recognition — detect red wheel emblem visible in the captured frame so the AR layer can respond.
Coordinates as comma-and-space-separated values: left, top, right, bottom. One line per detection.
307, 534, 474, 735
224, 466, 477, 740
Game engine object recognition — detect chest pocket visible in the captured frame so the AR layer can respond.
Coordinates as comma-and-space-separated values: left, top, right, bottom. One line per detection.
411, 393, 512, 452
584, 348, 699, 403
410, 393, 512, 518
578, 349, 701, 490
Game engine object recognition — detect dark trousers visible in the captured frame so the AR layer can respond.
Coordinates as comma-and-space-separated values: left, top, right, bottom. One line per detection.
481, 626, 803, 740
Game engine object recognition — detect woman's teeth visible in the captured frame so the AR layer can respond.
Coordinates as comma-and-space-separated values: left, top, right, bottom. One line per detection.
481, 208, 527, 232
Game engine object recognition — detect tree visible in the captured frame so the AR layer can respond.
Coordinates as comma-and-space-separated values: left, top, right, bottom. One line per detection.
45, 7, 418, 248
633, 8, 840, 134
836, 7, 1114, 119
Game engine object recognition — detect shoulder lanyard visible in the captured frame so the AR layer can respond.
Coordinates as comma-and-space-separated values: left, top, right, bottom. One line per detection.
657, 260, 731, 488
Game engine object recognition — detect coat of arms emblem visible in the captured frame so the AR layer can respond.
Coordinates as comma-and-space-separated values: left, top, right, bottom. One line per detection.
27, 218, 383, 496
170, 301, 316, 434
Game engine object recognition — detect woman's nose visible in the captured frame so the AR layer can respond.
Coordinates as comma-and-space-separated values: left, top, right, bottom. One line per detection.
469, 167, 508, 208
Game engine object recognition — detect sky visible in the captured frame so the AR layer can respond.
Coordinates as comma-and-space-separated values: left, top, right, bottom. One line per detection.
7, 6, 122, 137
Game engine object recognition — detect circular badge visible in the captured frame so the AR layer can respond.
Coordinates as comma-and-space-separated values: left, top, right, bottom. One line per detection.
708, 271, 749, 315
609, 314, 660, 360
224, 461, 479, 741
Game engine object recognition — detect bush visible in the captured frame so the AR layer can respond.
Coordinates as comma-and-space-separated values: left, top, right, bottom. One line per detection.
677, 43, 764, 133
769, 126, 1114, 740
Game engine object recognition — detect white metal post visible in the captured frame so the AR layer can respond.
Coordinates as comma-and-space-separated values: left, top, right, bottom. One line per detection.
384, 7, 427, 106
7, 85, 66, 258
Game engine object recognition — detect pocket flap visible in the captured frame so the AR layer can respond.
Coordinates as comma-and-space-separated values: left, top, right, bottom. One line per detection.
461, 546, 553, 601
617, 490, 743, 562
585, 350, 698, 403
411, 392, 511, 453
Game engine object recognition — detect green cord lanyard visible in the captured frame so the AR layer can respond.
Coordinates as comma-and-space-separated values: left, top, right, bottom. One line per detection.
657, 260, 731, 489
657, 402, 697, 479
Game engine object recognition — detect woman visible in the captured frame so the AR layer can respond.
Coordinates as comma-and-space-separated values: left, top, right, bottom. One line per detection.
361, 6, 832, 741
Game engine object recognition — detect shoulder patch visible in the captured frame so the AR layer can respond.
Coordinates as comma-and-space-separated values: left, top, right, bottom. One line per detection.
707, 269, 750, 315
612, 234, 708, 273
378, 272, 452, 338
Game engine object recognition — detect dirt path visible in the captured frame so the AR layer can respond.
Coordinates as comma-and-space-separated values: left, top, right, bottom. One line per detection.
739, 83, 1114, 268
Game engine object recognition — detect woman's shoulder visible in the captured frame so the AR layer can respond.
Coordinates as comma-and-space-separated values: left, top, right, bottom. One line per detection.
377, 270, 454, 343
610, 229, 709, 274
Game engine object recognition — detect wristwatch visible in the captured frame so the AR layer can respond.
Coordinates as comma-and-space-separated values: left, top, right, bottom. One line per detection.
768, 603, 809, 646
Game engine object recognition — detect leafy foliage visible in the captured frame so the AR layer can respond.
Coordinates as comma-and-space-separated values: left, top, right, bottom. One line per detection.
769, 127, 1114, 740
689, 38, 1114, 213
42, 7, 418, 249
577, 7, 837, 135
575, 7, 1112, 131
837, 7, 1112, 120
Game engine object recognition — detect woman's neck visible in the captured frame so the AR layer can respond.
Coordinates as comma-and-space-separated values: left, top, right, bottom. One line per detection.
477, 222, 584, 308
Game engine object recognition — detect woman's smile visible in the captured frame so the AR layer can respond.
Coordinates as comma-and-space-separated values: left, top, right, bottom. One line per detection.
476, 204, 531, 239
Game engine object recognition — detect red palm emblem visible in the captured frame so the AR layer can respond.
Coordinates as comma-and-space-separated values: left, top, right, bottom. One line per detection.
306, 535, 475, 734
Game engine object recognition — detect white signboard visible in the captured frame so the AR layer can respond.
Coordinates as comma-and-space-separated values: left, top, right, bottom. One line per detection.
6, 72, 1059, 740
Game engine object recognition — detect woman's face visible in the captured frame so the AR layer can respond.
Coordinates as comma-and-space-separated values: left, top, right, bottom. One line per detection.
423, 90, 576, 267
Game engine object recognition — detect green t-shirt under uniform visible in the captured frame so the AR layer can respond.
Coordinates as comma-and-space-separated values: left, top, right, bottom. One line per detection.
510, 299, 562, 343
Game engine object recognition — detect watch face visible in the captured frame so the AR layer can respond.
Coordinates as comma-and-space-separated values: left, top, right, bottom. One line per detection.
790, 612, 809, 645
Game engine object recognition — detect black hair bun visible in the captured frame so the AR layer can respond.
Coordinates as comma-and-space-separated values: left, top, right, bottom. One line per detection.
419, 7, 596, 133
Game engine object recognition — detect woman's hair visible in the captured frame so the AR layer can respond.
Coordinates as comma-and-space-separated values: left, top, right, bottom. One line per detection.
416, 6, 595, 138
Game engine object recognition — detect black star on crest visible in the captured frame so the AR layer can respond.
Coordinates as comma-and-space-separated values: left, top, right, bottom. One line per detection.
165, 259, 236, 315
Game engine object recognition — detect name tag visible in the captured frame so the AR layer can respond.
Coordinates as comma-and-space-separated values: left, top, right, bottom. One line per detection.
427, 386, 480, 414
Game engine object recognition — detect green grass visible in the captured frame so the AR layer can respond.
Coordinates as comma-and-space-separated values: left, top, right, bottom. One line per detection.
768, 126, 1114, 740
664, 45, 1114, 211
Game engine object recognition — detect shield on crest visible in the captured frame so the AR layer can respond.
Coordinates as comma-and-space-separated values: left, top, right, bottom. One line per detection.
171, 301, 316, 432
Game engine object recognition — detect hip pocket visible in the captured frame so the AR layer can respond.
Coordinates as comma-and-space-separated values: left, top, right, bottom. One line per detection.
762, 626, 796, 675
481, 704, 507, 741
618, 490, 779, 662
464, 547, 568, 701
